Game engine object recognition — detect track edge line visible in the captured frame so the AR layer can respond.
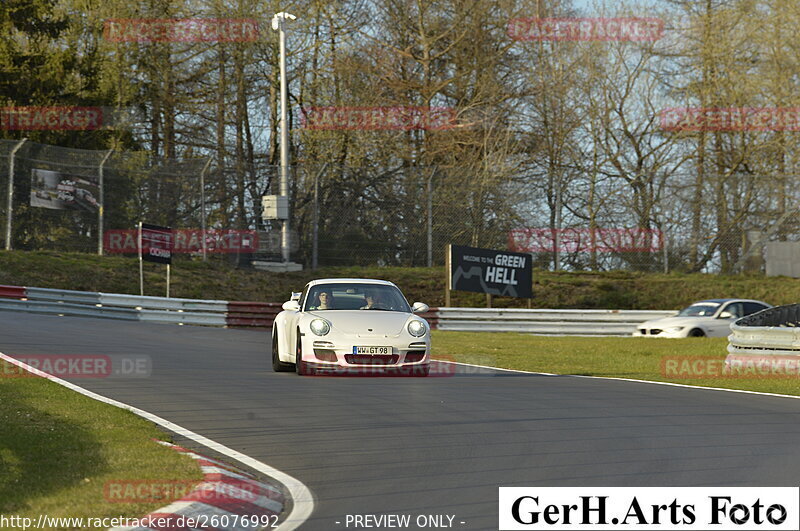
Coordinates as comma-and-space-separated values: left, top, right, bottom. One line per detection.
0, 351, 314, 531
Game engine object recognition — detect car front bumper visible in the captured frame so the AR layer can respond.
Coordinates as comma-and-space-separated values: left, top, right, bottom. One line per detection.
300, 335, 430, 371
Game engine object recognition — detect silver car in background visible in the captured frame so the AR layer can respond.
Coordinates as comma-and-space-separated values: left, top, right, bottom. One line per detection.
635, 299, 772, 338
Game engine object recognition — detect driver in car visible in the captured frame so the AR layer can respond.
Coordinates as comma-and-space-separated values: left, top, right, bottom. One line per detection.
360, 290, 384, 310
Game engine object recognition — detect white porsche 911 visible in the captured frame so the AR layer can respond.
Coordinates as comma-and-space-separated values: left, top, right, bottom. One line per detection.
271, 279, 431, 376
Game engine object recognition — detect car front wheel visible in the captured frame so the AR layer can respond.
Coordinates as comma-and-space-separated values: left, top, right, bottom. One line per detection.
272, 331, 293, 372
688, 328, 705, 337
295, 332, 313, 376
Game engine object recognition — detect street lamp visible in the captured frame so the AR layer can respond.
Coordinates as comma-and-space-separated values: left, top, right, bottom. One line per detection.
271, 12, 296, 263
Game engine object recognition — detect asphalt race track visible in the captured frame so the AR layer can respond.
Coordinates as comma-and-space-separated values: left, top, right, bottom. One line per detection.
4, 311, 800, 530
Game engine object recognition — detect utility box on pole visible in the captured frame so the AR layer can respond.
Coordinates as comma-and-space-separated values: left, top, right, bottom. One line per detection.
261, 195, 289, 220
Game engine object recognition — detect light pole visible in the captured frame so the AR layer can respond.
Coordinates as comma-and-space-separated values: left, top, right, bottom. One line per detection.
97, 148, 113, 255
5, 138, 27, 251
272, 12, 296, 263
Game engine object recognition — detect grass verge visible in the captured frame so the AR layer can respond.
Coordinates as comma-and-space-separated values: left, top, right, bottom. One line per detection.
433, 331, 800, 397
0, 359, 203, 521
2, 250, 800, 309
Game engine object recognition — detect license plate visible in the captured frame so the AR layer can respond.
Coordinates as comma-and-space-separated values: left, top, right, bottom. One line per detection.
354, 346, 391, 355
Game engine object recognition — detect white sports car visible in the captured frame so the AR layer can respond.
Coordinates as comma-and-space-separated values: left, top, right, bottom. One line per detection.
634, 298, 772, 338
271, 278, 431, 376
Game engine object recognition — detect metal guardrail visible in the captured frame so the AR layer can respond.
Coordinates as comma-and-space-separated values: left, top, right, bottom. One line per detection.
728, 304, 800, 356
138, 310, 227, 326
433, 308, 676, 336
0, 284, 677, 335
99, 293, 228, 313
0, 285, 248, 328
0, 298, 140, 320
26, 287, 102, 305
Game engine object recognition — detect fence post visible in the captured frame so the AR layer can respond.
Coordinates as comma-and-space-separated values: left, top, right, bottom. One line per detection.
97, 149, 113, 255
312, 166, 319, 269
554, 184, 562, 271
427, 168, 434, 267
5, 138, 27, 251
200, 157, 212, 261
311, 162, 327, 269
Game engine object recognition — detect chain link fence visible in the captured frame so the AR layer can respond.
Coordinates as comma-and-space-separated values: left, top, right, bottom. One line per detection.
1, 139, 795, 274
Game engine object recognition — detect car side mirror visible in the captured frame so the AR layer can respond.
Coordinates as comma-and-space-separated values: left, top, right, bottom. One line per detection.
718, 311, 734, 319
412, 302, 429, 313
282, 300, 300, 311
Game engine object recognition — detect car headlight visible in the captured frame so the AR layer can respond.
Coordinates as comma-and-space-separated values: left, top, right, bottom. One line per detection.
407, 320, 426, 337
310, 319, 330, 336
665, 326, 684, 333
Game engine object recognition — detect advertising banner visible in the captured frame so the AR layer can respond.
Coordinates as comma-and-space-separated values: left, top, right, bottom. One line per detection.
140, 223, 172, 265
449, 245, 532, 298
30, 168, 100, 212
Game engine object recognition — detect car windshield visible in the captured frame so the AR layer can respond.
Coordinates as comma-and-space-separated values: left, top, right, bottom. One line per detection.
304, 283, 411, 313
677, 303, 720, 317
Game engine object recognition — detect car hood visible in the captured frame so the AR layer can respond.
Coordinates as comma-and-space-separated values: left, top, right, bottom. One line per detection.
308, 310, 415, 336
638, 316, 714, 329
